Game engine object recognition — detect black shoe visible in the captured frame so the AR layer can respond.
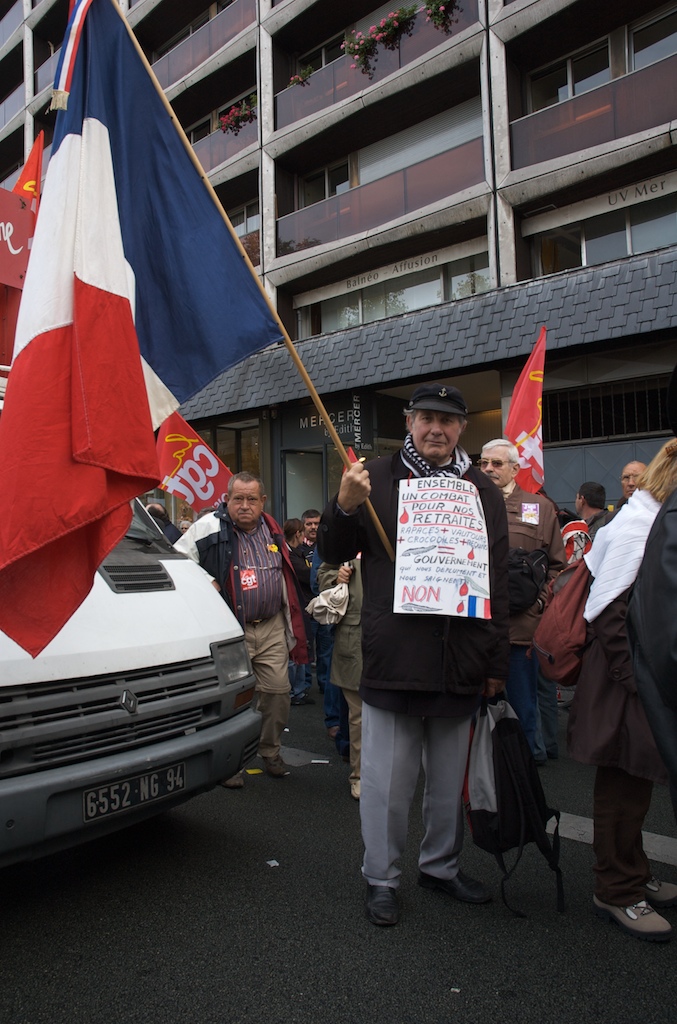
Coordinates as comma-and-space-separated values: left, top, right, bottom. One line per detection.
290, 694, 315, 705
365, 884, 399, 926
418, 870, 491, 904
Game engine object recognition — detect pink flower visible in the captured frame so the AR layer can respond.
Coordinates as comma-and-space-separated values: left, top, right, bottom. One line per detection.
370, 25, 376, 32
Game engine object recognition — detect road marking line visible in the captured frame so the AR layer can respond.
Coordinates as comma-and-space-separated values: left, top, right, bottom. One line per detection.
547, 812, 677, 867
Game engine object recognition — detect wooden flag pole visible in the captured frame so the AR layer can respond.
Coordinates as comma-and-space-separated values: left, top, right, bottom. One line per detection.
112, 1, 394, 560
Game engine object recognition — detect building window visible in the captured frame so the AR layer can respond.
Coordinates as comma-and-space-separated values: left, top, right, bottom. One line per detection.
543, 377, 671, 443
154, 11, 210, 60
631, 8, 677, 70
530, 42, 610, 112
300, 161, 351, 208
533, 193, 677, 275
444, 253, 491, 301
228, 200, 260, 265
297, 251, 490, 338
300, 34, 344, 72
229, 200, 260, 237
187, 117, 211, 144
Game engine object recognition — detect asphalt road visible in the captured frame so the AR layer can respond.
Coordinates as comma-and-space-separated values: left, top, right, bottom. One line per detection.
3, 695, 677, 1024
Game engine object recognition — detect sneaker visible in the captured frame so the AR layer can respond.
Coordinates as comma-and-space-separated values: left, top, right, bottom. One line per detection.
290, 694, 315, 705
261, 754, 291, 778
593, 896, 672, 942
350, 780, 361, 801
645, 877, 677, 909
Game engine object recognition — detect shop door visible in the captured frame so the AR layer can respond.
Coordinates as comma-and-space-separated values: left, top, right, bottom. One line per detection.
283, 451, 324, 521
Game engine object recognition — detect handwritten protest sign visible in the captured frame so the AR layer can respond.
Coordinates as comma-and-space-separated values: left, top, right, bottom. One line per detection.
393, 476, 491, 618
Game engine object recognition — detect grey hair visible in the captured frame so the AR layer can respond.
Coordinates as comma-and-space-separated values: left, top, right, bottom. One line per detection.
403, 407, 467, 423
227, 471, 266, 496
481, 438, 519, 464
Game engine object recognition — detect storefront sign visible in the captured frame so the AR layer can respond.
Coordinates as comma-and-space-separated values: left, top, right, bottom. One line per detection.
283, 392, 373, 451
393, 477, 491, 618
0, 189, 34, 289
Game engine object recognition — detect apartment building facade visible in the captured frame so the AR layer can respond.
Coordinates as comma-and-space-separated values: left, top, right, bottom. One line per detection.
1, 0, 676, 519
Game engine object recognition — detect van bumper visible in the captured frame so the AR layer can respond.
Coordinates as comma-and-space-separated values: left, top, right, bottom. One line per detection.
0, 708, 261, 867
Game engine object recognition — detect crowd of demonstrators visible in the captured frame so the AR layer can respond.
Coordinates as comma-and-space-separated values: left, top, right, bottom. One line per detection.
566, 438, 677, 942
317, 559, 363, 801
478, 439, 566, 760
283, 518, 314, 706
575, 481, 610, 540
319, 383, 509, 927
175, 472, 308, 783
300, 510, 343, 738
618, 461, 646, 507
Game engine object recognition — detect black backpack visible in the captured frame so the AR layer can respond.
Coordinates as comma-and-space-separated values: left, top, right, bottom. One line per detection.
507, 547, 549, 614
464, 700, 565, 916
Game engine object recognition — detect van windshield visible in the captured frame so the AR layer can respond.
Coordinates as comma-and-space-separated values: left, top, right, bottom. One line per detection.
126, 500, 167, 543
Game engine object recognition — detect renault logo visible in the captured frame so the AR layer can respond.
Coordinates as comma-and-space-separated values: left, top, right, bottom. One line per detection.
120, 689, 138, 714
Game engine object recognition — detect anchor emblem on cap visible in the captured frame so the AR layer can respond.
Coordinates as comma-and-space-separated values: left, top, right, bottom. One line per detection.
439, 387, 447, 397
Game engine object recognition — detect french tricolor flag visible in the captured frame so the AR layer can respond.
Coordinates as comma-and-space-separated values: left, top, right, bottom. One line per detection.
0, 0, 282, 656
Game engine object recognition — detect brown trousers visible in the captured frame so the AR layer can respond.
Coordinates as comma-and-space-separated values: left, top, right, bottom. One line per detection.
244, 613, 291, 760
592, 764, 653, 905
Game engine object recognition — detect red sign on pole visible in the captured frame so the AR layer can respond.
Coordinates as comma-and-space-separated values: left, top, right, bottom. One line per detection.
0, 189, 34, 290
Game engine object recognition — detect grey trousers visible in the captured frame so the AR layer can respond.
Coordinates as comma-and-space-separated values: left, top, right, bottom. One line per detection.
360, 702, 472, 888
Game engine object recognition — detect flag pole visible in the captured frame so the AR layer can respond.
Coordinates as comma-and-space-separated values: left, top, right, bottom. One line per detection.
110, 0, 394, 561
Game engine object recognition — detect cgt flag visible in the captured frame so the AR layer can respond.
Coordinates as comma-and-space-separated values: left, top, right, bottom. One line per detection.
157, 412, 232, 513
12, 131, 44, 215
0, 0, 282, 656
504, 326, 547, 494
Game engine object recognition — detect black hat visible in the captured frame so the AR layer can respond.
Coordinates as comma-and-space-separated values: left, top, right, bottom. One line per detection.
668, 363, 677, 436
406, 383, 468, 417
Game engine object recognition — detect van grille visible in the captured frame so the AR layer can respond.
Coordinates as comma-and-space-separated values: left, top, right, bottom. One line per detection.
99, 562, 175, 593
0, 656, 229, 778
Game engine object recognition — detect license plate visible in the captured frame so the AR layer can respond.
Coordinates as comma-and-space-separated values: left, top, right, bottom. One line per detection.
82, 762, 185, 822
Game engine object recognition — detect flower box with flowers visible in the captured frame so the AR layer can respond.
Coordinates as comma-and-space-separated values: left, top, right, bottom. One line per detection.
219, 95, 257, 135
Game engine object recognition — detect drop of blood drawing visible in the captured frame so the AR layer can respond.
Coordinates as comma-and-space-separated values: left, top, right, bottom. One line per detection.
399, 509, 409, 524
459, 581, 468, 596
457, 602, 465, 613
467, 548, 474, 560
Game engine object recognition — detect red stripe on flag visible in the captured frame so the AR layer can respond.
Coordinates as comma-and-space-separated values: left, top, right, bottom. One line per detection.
0, 279, 159, 656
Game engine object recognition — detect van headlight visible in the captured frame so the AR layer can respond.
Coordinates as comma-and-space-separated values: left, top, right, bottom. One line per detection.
211, 639, 253, 685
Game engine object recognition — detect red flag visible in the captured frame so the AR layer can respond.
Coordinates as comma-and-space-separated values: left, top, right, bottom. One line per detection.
157, 412, 232, 511
12, 131, 44, 214
342, 446, 361, 471
504, 326, 547, 494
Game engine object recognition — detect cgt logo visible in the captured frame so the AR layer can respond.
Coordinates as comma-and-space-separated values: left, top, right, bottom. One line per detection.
162, 440, 223, 503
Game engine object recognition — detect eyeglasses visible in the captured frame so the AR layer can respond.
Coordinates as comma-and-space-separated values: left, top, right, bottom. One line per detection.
478, 458, 508, 469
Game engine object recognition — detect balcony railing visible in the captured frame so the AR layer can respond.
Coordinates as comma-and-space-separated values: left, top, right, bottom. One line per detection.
34, 48, 61, 96
0, 83, 23, 132
0, 0, 22, 50
192, 116, 257, 173
151, 0, 256, 91
510, 52, 677, 170
275, 0, 479, 130
277, 136, 484, 255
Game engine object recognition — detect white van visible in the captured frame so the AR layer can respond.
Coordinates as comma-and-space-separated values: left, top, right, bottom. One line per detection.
0, 500, 261, 867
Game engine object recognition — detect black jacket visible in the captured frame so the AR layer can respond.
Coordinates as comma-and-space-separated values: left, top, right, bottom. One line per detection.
318, 453, 510, 697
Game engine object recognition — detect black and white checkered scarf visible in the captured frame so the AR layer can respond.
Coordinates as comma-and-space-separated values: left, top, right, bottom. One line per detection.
400, 432, 471, 478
